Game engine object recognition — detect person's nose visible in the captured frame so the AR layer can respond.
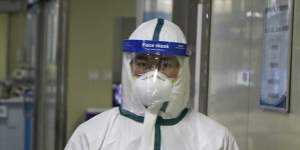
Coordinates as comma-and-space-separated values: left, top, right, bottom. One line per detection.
146, 62, 160, 72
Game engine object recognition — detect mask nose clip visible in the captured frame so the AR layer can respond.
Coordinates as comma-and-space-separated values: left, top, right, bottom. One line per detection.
147, 64, 158, 72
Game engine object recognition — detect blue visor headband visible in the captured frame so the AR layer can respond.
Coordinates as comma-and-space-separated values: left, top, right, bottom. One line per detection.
123, 40, 190, 57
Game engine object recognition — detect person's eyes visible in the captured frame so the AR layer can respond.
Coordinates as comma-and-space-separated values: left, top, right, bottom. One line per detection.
136, 61, 147, 68
161, 62, 175, 69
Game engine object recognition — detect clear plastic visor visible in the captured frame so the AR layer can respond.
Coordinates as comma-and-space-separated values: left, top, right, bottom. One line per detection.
129, 53, 181, 78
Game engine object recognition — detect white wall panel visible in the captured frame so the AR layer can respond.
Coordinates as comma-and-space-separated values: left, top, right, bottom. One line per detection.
208, 0, 300, 149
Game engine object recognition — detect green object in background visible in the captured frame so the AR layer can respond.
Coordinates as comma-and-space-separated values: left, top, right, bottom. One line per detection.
0, 14, 8, 81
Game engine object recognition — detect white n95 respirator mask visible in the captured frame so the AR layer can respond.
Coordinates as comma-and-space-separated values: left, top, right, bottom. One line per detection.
132, 70, 173, 110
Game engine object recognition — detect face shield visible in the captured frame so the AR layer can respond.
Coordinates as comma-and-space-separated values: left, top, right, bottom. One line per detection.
123, 40, 190, 112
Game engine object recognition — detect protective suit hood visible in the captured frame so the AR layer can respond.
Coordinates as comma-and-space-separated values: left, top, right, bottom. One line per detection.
121, 18, 191, 118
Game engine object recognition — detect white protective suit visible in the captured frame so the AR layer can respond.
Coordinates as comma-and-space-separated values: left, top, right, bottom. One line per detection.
65, 18, 239, 150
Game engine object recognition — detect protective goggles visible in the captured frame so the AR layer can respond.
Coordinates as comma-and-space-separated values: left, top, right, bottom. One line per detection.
123, 40, 190, 78
130, 54, 180, 78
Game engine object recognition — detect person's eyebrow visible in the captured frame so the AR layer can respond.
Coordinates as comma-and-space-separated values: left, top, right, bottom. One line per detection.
163, 56, 177, 61
134, 55, 148, 60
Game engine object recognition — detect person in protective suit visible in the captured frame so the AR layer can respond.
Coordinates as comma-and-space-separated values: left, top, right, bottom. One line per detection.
65, 18, 239, 150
